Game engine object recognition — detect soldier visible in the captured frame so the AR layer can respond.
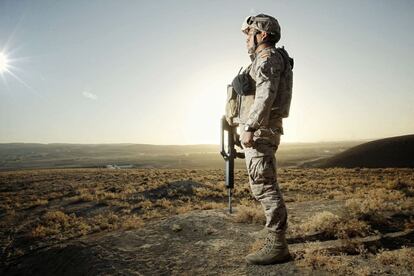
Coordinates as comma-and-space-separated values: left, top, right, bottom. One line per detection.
233, 14, 293, 265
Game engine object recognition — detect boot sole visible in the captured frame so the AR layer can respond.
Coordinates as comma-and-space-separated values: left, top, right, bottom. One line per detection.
245, 251, 291, 265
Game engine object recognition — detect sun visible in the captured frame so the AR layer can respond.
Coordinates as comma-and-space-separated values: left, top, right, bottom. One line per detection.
0, 52, 10, 73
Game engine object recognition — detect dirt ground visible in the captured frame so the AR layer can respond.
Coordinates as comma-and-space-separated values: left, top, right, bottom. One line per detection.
0, 202, 344, 275
1, 168, 413, 275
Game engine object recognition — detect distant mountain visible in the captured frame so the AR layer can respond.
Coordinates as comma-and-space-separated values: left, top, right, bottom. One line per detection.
303, 135, 414, 168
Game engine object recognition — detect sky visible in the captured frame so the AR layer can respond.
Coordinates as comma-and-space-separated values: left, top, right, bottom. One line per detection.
0, 0, 413, 145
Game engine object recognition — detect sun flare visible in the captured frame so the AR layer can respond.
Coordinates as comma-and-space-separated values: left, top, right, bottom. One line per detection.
0, 52, 10, 73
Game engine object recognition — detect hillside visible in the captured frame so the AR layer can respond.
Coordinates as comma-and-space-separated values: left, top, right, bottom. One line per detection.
304, 135, 414, 168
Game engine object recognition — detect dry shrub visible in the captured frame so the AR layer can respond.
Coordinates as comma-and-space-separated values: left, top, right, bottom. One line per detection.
73, 187, 98, 202
155, 198, 173, 209
30, 198, 49, 207
199, 202, 226, 210
31, 210, 91, 238
90, 212, 120, 231
121, 185, 137, 195
194, 187, 223, 198
238, 198, 256, 207
233, 205, 265, 224
43, 210, 71, 228
74, 188, 124, 203
31, 225, 54, 238
141, 209, 163, 220
176, 204, 194, 214
376, 247, 414, 270
296, 244, 353, 274
337, 239, 368, 256
353, 266, 373, 276
299, 211, 371, 239
345, 188, 408, 217
335, 219, 371, 239
122, 215, 145, 230
137, 199, 153, 210
326, 190, 346, 200
404, 218, 414, 230
233, 184, 251, 197
107, 200, 130, 208
385, 179, 411, 191
300, 211, 341, 236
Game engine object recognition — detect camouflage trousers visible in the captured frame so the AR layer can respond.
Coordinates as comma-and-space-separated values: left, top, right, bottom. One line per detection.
242, 128, 288, 234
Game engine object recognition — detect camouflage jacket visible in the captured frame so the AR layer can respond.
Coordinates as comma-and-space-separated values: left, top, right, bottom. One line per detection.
238, 46, 284, 132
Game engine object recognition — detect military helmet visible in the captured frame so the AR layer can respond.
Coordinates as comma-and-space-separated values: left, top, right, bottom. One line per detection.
241, 14, 281, 36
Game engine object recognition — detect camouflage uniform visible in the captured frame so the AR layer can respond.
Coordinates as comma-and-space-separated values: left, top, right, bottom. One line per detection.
238, 46, 288, 234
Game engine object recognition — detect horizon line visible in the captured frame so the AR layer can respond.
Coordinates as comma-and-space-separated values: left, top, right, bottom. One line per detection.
1, 134, 413, 146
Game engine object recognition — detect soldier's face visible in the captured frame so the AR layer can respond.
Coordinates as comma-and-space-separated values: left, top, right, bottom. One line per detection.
246, 28, 256, 54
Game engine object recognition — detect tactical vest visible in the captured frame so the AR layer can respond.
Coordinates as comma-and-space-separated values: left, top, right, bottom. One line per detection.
225, 46, 293, 130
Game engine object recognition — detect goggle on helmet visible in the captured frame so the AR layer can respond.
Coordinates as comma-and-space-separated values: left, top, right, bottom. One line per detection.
241, 14, 280, 36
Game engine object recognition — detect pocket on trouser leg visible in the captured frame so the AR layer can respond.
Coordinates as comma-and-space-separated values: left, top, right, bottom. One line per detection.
248, 155, 276, 200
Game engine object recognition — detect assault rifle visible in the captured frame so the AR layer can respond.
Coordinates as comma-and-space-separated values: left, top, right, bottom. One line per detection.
220, 116, 245, 214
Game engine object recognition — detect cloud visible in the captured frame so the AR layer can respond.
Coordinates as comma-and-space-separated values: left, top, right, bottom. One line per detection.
82, 90, 98, 100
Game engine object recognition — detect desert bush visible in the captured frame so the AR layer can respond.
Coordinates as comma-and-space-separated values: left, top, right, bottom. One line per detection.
233, 205, 265, 224
141, 209, 163, 220
122, 215, 145, 230
136, 199, 153, 210
198, 202, 226, 210
295, 244, 354, 274
89, 212, 120, 231
238, 198, 256, 207
345, 188, 409, 218
376, 247, 414, 270
29, 198, 49, 207
335, 219, 371, 239
385, 179, 411, 190
300, 211, 341, 236
31, 210, 91, 238
194, 187, 223, 199
176, 204, 193, 214
155, 198, 173, 209
299, 211, 371, 239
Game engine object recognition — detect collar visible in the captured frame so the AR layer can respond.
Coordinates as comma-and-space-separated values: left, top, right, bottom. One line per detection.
251, 45, 275, 61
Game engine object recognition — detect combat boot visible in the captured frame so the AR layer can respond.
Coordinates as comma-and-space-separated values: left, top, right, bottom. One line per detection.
245, 232, 290, 265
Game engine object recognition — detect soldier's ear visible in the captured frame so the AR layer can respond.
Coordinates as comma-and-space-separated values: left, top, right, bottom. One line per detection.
261, 31, 270, 41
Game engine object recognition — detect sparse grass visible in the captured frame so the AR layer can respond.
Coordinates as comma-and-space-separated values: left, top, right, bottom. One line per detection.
122, 215, 145, 230
199, 201, 226, 210
376, 247, 414, 270
345, 188, 409, 218
155, 198, 173, 209
298, 211, 371, 239
31, 210, 91, 238
297, 247, 353, 274
233, 205, 265, 224
30, 198, 49, 207
1, 167, 413, 272
175, 202, 195, 214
